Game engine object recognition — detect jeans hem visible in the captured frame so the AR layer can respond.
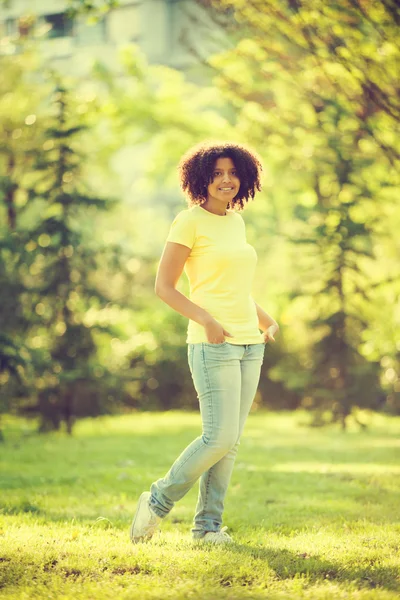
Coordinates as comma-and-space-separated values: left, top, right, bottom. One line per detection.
149, 504, 167, 519
192, 529, 219, 540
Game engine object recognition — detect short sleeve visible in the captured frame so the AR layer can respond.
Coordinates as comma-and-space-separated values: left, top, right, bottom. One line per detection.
235, 213, 247, 239
166, 210, 196, 249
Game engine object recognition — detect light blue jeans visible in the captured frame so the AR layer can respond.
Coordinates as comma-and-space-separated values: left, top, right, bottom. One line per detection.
149, 341, 265, 539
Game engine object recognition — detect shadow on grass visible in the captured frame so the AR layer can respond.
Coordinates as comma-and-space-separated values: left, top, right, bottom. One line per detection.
0, 536, 397, 595
207, 542, 400, 593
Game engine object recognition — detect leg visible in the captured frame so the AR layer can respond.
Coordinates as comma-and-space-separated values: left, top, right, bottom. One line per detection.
191, 343, 265, 538
149, 342, 242, 519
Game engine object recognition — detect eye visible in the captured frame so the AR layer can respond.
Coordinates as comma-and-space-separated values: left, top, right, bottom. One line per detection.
214, 171, 221, 176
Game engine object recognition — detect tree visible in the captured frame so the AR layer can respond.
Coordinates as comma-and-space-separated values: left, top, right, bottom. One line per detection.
18, 79, 123, 433
0, 52, 51, 436
0, 50, 129, 433
195, 0, 400, 427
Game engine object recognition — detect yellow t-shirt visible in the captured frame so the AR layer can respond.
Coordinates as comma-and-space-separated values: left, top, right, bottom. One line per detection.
166, 205, 264, 345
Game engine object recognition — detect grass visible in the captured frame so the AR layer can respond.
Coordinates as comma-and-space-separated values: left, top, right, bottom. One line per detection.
1, 410, 400, 599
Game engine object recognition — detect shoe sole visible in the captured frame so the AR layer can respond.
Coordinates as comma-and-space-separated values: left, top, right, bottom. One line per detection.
195, 540, 233, 545
192, 537, 234, 545
130, 492, 152, 544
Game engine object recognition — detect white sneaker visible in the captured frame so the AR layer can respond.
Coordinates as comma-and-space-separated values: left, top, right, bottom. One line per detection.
200, 526, 234, 545
130, 491, 162, 544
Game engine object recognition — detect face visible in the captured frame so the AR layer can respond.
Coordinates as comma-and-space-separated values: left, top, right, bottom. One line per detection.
206, 157, 240, 205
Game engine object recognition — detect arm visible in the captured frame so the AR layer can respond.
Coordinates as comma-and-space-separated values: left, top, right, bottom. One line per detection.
254, 301, 279, 342
155, 242, 210, 326
155, 242, 232, 342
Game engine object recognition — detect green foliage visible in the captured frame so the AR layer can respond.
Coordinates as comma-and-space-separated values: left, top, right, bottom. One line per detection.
196, 0, 400, 426
0, 53, 130, 434
1, 1, 400, 430
17, 81, 124, 433
66, 0, 119, 18
0, 333, 25, 378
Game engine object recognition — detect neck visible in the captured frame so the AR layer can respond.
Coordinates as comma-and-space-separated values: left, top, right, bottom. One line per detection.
202, 199, 228, 216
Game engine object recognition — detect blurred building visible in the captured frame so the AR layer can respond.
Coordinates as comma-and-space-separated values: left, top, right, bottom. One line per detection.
0, 0, 229, 76
0, 1, 232, 204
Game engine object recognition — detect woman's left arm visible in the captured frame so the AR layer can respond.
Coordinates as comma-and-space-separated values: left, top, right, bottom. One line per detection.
254, 301, 279, 343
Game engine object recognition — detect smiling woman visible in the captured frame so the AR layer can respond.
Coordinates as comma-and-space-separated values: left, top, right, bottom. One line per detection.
130, 140, 279, 547
178, 141, 263, 212
204, 157, 240, 215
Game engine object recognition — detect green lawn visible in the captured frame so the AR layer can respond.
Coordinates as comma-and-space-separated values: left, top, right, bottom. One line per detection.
1, 410, 400, 599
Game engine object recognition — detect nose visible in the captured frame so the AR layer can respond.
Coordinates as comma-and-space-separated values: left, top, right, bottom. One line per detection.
222, 173, 232, 183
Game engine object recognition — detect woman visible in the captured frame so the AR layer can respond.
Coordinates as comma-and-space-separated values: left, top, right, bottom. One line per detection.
130, 141, 279, 545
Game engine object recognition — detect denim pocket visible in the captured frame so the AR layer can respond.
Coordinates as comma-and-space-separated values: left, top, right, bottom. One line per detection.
203, 341, 227, 347
188, 344, 195, 374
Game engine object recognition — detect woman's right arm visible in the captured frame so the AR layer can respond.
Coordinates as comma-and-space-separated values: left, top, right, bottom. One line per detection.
155, 242, 232, 342
155, 241, 213, 327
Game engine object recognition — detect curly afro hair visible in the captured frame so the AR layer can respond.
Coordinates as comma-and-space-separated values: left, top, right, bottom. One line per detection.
177, 141, 263, 211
